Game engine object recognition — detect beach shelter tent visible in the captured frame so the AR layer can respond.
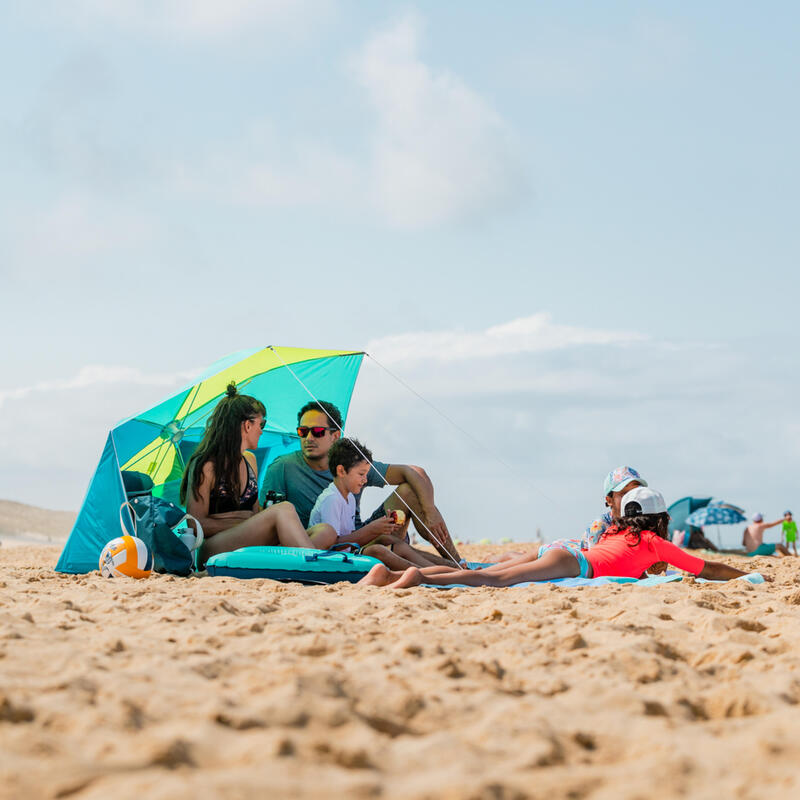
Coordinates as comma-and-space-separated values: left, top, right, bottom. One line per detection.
56, 346, 364, 573
667, 496, 712, 538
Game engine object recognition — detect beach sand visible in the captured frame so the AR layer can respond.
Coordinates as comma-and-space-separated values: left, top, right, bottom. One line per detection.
2, 526, 800, 799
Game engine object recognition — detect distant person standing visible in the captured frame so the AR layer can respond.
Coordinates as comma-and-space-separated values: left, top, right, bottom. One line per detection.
782, 510, 798, 556
495, 465, 648, 564
742, 513, 790, 557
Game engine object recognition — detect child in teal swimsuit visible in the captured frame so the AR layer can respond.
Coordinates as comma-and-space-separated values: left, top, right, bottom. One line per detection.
782, 510, 798, 556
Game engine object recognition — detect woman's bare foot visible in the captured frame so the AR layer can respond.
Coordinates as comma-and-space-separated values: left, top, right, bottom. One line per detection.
358, 564, 393, 586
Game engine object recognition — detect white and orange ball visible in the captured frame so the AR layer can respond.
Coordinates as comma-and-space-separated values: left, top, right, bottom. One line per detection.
99, 535, 153, 579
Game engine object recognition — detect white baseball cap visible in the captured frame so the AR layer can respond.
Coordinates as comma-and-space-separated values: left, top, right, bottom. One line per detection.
620, 486, 667, 517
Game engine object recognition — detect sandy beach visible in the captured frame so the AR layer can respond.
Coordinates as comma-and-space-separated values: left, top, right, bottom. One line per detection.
2, 514, 800, 799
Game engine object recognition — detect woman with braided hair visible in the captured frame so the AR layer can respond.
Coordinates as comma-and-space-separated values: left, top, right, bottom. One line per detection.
180, 383, 337, 567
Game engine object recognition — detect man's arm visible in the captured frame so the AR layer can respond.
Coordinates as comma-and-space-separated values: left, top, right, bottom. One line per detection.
383, 464, 460, 562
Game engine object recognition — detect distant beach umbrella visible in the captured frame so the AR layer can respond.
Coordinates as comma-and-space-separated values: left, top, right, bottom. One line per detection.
685, 502, 746, 527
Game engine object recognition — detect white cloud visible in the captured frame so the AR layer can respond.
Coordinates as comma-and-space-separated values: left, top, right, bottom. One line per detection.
345, 316, 796, 545
352, 14, 527, 228
1, 313, 796, 548
366, 312, 645, 365
0, 364, 195, 412
164, 14, 525, 228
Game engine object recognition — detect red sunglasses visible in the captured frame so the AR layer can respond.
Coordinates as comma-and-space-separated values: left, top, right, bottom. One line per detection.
297, 426, 334, 438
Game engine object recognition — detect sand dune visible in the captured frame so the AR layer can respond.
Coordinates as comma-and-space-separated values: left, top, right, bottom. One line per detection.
0, 499, 76, 547
2, 537, 800, 799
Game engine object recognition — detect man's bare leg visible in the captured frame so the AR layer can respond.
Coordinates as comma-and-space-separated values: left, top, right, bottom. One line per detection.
403, 546, 461, 567
361, 543, 420, 571
389, 540, 453, 568
366, 534, 457, 568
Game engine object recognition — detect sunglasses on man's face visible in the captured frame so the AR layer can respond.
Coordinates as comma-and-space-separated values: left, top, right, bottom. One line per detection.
297, 426, 334, 438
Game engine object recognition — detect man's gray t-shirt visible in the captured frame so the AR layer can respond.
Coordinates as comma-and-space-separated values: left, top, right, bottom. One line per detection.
261, 450, 390, 528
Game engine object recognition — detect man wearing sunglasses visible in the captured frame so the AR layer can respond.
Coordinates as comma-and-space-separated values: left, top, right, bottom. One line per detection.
261, 400, 462, 564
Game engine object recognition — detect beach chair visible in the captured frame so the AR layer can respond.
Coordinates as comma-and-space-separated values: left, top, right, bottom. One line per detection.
121, 471, 154, 500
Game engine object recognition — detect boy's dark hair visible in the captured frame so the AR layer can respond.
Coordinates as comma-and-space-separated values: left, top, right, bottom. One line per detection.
297, 400, 342, 430
328, 438, 372, 476
610, 512, 671, 546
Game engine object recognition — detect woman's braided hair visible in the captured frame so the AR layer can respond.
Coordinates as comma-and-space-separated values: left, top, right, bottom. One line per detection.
179, 382, 266, 504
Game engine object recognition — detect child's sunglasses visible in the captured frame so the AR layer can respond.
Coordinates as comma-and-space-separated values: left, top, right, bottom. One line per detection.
297, 426, 334, 438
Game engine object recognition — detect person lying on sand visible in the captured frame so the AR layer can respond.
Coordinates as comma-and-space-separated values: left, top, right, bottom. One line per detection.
309, 437, 456, 570
494, 465, 648, 562
359, 487, 752, 588
583, 465, 648, 548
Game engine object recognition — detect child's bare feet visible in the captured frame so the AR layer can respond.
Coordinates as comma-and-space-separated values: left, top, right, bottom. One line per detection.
390, 567, 424, 589
358, 564, 392, 586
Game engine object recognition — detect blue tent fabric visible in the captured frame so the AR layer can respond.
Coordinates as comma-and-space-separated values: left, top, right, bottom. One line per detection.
56, 433, 129, 573
667, 496, 713, 537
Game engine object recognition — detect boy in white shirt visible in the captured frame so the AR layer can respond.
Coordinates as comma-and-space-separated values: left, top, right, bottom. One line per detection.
309, 438, 454, 570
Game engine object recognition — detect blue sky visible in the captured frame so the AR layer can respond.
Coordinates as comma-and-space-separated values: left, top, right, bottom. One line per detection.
1, 2, 798, 546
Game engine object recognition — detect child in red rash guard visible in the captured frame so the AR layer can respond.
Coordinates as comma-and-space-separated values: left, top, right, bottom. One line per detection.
584, 487, 706, 578
358, 487, 751, 588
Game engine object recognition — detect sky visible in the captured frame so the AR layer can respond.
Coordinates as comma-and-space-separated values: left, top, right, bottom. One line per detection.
1, 1, 798, 547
